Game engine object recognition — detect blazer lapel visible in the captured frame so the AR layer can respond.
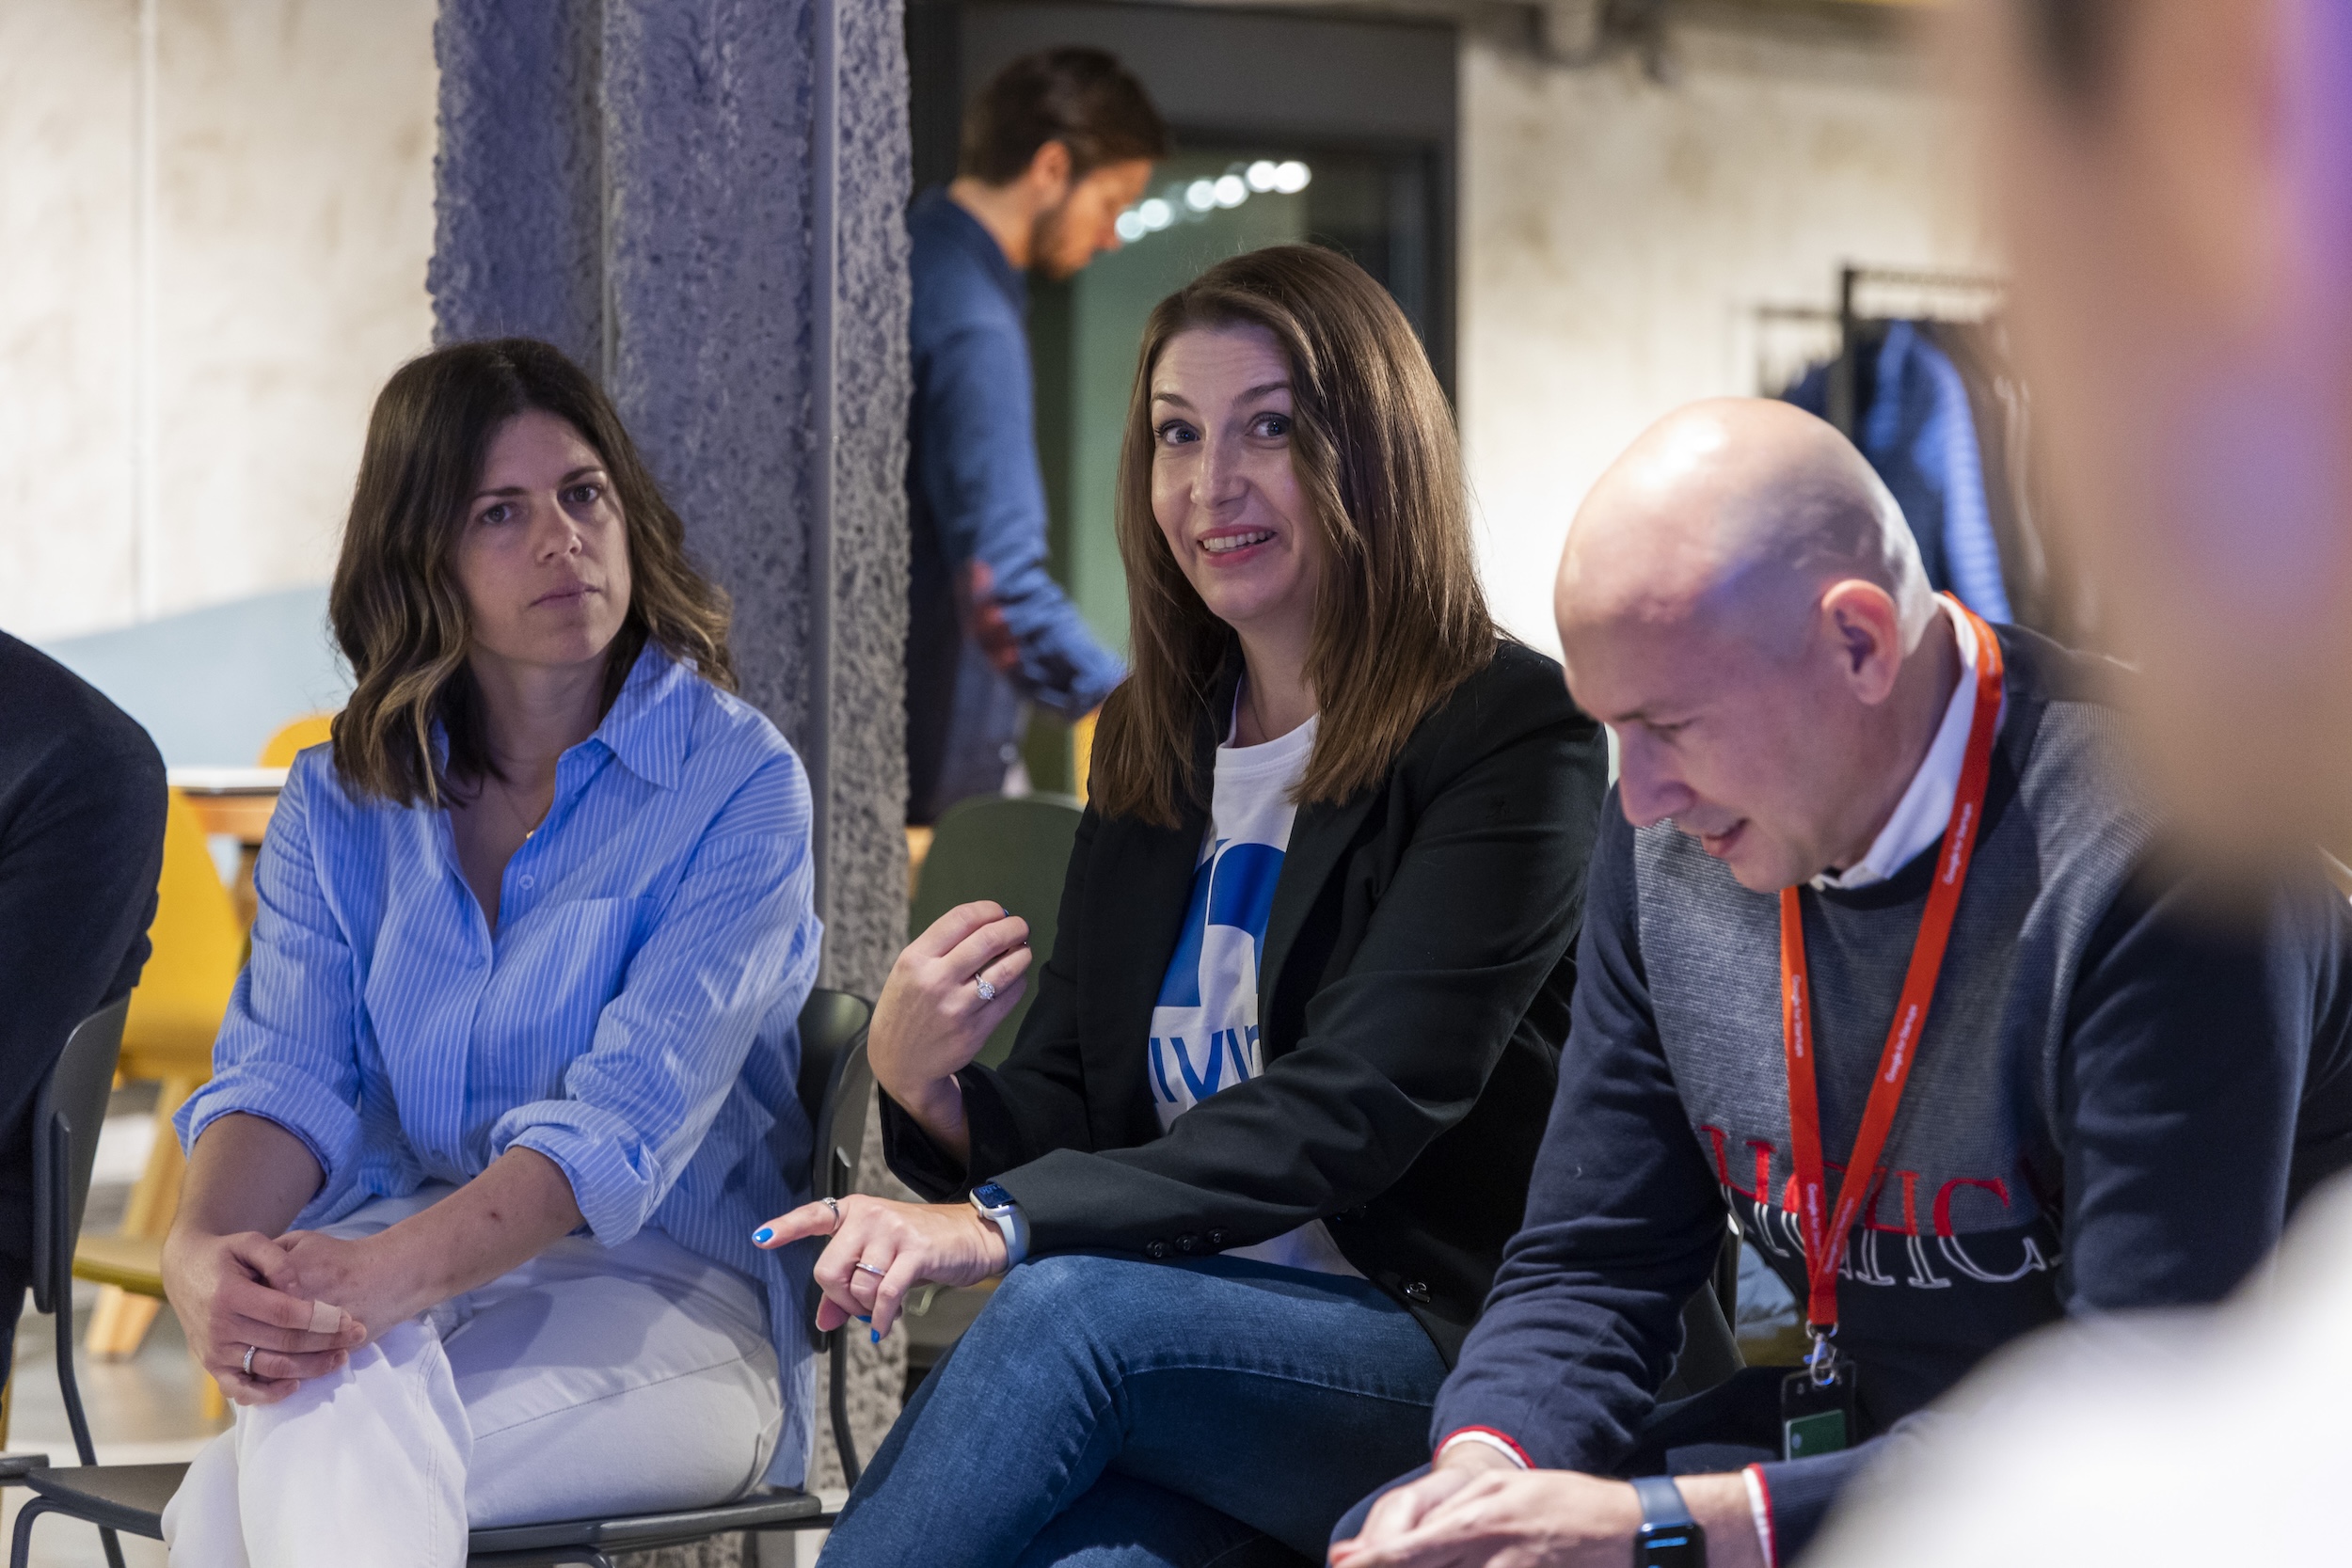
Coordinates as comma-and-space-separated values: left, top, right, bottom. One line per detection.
1258, 788, 1379, 1027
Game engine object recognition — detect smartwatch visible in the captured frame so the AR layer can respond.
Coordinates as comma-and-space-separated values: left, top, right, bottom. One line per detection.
969, 1182, 1029, 1268
1630, 1475, 1706, 1568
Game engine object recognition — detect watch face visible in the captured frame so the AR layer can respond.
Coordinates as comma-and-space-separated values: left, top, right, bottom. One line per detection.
972, 1182, 1013, 1211
1636, 1526, 1705, 1568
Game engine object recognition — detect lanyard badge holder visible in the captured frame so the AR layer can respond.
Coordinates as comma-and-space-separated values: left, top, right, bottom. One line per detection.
1775, 596, 2004, 1465
1779, 1325, 1856, 1461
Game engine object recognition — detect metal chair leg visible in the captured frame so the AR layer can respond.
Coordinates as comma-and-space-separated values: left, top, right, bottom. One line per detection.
828, 1326, 859, 1489
44, 1120, 126, 1568
11, 1496, 56, 1568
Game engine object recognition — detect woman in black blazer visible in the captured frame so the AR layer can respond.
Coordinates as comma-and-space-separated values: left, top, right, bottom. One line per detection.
760, 247, 1608, 1566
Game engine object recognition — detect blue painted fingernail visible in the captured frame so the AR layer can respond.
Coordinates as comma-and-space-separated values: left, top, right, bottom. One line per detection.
753, 1227, 773, 1243
856, 1314, 870, 1324
870, 1328, 882, 1343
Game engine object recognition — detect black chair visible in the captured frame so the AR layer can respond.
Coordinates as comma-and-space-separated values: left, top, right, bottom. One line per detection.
9, 988, 876, 1568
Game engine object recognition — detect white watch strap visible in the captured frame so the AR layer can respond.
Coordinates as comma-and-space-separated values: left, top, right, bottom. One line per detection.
977, 1196, 1029, 1268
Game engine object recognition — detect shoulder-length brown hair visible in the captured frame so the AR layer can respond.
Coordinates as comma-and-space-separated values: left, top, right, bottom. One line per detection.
327, 338, 735, 806
1090, 245, 1495, 827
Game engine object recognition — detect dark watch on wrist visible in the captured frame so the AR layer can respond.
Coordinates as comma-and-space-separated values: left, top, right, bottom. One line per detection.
1630, 1475, 1706, 1568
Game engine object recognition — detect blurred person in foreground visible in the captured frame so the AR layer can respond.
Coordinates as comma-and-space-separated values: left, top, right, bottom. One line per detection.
158, 340, 822, 1566
1803, 2, 2352, 1562
761, 245, 1609, 1565
906, 47, 1168, 824
1327, 398, 2352, 1568
0, 634, 165, 1389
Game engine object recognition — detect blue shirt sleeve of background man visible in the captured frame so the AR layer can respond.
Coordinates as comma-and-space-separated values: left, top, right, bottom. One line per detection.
906, 189, 1124, 723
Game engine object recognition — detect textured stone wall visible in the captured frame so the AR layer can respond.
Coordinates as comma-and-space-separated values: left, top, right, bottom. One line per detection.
428, 1, 603, 368
432, 0, 911, 1555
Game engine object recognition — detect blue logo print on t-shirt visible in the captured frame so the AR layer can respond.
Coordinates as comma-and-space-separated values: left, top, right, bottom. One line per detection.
1148, 838, 1283, 1122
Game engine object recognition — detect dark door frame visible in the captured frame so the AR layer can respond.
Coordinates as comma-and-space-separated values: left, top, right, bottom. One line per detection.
907, 0, 1459, 395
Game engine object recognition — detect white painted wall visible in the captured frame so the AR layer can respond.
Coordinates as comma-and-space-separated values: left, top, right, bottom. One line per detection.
0, 0, 437, 644
1456, 14, 1994, 655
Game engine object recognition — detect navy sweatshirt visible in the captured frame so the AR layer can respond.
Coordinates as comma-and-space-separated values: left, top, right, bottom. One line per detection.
1432, 626, 2352, 1559
0, 633, 165, 1383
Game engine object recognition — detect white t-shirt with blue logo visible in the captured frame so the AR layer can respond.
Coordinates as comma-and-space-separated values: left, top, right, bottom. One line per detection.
1147, 709, 1361, 1276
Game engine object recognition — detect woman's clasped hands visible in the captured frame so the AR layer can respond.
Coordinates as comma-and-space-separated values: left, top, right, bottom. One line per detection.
161, 1227, 371, 1407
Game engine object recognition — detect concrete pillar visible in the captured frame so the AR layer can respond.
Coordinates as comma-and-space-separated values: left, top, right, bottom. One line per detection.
429, 0, 913, 1547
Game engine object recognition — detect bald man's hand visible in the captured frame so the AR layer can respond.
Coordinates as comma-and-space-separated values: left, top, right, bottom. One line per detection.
1329, 1458, 1767, 1568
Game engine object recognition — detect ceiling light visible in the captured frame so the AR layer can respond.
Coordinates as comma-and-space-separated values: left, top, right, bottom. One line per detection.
1272, 161, 1311, 195
1184, 180, 1217, 212
1213, 175, 1247, 208
1246, 161, 1279, 192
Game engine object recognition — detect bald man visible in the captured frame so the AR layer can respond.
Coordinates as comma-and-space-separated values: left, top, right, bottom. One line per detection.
1329, 400, 2352, 1568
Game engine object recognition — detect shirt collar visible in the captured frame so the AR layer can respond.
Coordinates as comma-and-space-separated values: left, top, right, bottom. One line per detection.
1812, 599, 2006, 892
582, 641, 691, 790
914, 185, 1025, 314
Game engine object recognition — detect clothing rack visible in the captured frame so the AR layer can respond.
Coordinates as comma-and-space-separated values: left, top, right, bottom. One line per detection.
1826, 263, 2007, 436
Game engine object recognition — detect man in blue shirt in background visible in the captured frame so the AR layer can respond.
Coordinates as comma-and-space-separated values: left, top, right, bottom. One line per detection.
905, 48, 1167, 824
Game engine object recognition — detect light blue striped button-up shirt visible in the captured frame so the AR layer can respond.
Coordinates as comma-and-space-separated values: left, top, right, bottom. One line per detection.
177, 646, 826, 1483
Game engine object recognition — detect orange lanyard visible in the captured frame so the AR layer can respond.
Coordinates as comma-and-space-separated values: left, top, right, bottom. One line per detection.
1780, 597, 2005, 1351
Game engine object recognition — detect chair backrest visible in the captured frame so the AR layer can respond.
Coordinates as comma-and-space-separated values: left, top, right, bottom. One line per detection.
795, 989, 873, 1204
121, 789, 245, 1062
258, 712, 336, 769
910, 793, 1083, 1069
31, 998, 133, 1319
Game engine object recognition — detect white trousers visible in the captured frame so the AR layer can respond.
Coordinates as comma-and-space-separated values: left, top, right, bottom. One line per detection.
161, 1190, 784, 1568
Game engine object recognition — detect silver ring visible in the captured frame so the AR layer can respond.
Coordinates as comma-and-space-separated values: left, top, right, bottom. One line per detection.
853, 1261, 888, 1279
821, 1196, 841, 1233
974, 974, 997, 1003
242, 1344, 259, 1377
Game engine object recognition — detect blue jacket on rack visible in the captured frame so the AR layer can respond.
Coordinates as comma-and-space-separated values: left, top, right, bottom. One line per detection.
1786, 322, 2013, 624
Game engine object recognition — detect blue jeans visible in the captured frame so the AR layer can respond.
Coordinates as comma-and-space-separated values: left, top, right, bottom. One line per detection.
818, 1252, 1450, 1568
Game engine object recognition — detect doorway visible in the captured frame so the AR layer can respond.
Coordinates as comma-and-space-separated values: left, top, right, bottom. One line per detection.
910, 0, 1459, 786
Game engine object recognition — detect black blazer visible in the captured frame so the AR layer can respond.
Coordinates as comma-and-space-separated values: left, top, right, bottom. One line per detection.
883, 640, 1610, 1360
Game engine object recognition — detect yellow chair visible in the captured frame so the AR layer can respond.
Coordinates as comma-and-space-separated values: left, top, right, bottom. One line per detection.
1072, 709, 1097, 804
258, 712, 335, 769
76, 788, 244, 1413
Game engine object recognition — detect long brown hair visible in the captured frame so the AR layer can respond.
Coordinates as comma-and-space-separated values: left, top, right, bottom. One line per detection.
1090, 245, 1495, 827
327, 338, 736, 806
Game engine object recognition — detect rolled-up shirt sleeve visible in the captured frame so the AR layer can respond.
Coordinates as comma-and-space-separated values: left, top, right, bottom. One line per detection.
176, 753, 367, 1204
490, 752, 820, 1244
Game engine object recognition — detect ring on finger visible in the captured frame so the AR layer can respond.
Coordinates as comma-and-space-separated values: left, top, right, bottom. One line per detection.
242, 1344, 258, 1377
974, 971, 997, 1003
821, 1196, 841, 1234
853, 1261, 888, 1279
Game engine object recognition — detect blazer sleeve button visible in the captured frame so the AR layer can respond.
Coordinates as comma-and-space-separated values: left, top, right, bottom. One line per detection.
1402, 1280, 1432, 1305
1206, 1230, 1230, 1248
1174, 1233, 1201, 1254
1145, 1240, 1169, 1259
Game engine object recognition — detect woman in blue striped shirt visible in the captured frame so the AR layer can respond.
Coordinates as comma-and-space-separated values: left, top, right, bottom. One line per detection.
157, 340, 823, 1567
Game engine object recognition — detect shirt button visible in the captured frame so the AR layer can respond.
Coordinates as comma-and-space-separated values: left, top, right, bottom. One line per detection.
519, 875, 534, 889
1145, 1241, 1169, 1259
